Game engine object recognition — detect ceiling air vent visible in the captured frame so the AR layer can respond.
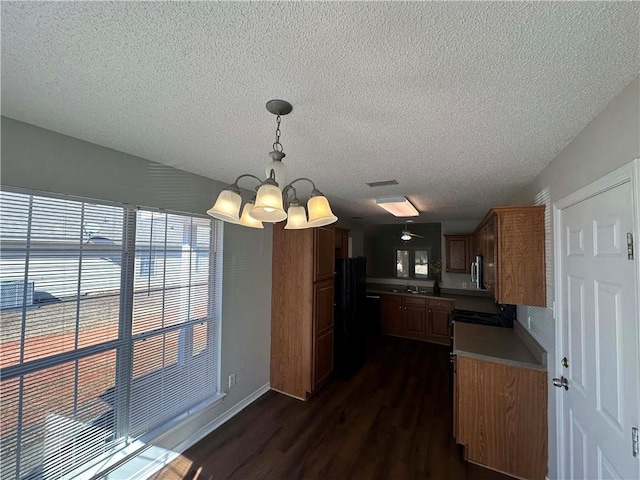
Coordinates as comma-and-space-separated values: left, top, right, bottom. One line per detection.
366, 179, 398, 188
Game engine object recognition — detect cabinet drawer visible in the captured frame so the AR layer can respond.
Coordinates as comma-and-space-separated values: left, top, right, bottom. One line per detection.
428, 298, 453, 310
403, 296, 426, 306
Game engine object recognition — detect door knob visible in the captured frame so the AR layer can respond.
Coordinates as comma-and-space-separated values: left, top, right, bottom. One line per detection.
552, 376, 569, 390
561, 357, 569, 368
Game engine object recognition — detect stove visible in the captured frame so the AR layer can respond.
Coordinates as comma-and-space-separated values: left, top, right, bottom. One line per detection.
450, 304, 516, 329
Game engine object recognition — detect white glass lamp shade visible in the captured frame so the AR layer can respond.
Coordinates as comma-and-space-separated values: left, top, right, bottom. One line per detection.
239, 202, 264, 229
206, 189, 241, 224
250, 183, 287, 222
401, 233, 412, 241
265, 160, 287, 191
307, 195, 338, 227
284, 205, 308, 229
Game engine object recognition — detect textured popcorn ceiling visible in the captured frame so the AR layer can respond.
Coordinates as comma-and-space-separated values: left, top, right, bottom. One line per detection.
1, 2, 638, 224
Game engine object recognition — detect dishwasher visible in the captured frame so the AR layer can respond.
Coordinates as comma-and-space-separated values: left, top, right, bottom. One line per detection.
365, 294, 381, 336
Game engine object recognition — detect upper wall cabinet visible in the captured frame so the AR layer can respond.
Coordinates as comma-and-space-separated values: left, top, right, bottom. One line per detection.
474, 206, 546, 307
444, 234, 472, 274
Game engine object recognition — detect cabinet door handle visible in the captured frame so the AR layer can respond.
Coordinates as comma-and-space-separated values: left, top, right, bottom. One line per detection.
428, 309, 432, 313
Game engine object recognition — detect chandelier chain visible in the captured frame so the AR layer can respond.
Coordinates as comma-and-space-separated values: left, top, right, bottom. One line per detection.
273, 114, 283, 153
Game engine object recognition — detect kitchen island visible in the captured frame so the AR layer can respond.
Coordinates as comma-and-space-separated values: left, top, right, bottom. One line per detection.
453, 321, 548, 480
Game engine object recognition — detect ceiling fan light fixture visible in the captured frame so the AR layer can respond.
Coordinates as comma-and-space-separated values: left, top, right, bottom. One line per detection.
376, 196, 419, 217
401, 232, 412, 241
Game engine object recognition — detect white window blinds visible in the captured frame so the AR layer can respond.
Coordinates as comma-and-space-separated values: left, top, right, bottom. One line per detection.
0, 190, 219, 480
129, 210, 217, 438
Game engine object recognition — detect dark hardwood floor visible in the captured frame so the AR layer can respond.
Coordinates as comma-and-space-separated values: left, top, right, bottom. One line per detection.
151, 335, 512, 480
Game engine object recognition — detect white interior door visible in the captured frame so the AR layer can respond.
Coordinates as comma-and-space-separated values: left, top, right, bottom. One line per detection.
559, 179, 639, 479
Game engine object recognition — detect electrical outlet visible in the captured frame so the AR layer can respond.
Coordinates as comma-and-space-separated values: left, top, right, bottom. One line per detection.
228, 373, 236, 389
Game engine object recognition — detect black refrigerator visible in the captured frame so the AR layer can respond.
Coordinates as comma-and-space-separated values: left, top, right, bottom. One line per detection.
334, 256, 367, 379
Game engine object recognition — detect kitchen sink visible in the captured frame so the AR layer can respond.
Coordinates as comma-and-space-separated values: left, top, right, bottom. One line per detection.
388, 288, 428, 294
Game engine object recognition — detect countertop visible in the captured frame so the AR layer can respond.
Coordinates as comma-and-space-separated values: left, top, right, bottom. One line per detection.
366, 283, 497, 314
453, 322, 546, 371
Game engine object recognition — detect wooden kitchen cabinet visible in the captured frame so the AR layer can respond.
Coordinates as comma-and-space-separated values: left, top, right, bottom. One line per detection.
271, 224, 335, 400
454, 355, 547, 480
444, 234, 472, 274
315, 226, 336, 282
381, 294, 427, 339
403, 297, 427, 338
482, 215, 496, 293
427, 298, 453, 344
334, 226, 350, 259
313, 279, 334, 387
474, 206, 546, 307
381, 294, 453, 344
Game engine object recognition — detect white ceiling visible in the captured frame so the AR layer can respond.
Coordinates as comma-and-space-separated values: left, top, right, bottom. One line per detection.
2, 2, 638, 225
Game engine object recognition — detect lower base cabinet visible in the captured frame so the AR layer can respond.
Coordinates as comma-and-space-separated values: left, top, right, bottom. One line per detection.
454, 355, 548, 480
380, 294, 453, 345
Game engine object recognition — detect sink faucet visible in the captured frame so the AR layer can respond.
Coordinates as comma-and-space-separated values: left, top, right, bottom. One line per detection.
408, 284, 418, 293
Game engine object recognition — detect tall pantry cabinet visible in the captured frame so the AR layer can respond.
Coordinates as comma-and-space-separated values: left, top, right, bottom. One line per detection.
270, 223, 335, 400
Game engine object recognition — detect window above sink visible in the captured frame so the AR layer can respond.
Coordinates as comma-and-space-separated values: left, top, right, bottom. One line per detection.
396, 247, 431, 279
364, 222, 441, 279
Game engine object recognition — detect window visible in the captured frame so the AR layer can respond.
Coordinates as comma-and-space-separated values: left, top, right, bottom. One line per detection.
395, 247, 430, 279
396, 249, 410, 278
414, 249, 429, 278
0, 190, 220, 480
129, 211, 217, 438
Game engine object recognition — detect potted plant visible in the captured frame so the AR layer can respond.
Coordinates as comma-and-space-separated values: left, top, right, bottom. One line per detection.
430, 258, 442, 294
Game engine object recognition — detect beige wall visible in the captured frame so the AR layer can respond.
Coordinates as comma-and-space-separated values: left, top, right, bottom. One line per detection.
1, 117, 273, 460
508, 75, 639, 480
511, 76, 640, 205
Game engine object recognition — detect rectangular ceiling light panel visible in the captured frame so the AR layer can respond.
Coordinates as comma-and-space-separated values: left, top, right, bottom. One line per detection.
366, 179, 398, 188
375, 196, 419, 217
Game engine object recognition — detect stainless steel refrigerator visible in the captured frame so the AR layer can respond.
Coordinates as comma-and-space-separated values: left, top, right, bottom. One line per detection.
334, 256, 367, 378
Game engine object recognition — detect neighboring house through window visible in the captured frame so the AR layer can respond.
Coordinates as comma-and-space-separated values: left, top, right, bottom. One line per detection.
0, 189, 221, 480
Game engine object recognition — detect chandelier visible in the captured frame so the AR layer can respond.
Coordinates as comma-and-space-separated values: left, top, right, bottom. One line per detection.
207, 100, 338, 229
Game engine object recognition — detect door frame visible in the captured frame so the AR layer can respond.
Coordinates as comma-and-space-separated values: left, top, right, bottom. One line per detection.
552, 158, 640, 479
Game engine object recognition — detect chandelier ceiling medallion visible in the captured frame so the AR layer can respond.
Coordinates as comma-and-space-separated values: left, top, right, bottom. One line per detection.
207, 100, 338, 230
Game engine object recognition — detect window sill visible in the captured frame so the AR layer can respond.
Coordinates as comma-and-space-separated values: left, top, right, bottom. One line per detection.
63, 393, 226, 480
